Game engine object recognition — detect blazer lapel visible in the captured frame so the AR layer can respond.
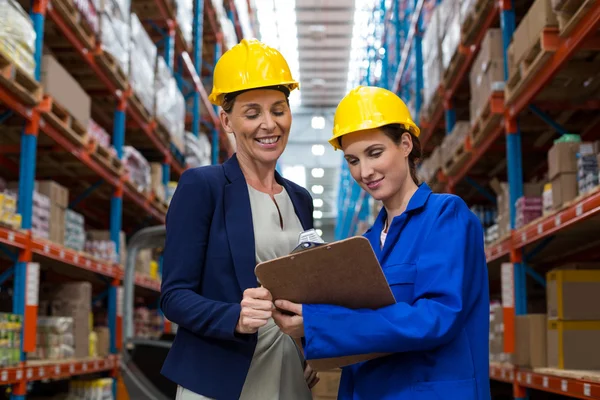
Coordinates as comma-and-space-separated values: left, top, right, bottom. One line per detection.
223, 156, 259, 291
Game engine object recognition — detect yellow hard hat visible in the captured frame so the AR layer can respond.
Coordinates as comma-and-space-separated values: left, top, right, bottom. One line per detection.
208, 38, 299, 106
329, 86, 420, 150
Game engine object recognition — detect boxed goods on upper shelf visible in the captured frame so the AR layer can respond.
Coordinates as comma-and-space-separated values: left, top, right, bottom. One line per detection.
515, 196, 543, 229
150, 163, 165, 202
0, 190, 21, 229
65, 209, 85, 251
175, 0, 193, 46
97, 0, 130, 76
514, 314, 547, 369
469, 29, 504, 123
73, 0, 100, 34
439, 0, 462, 72
123, 146, 151, 193
422, 6, 442, 116
86, 230, 126, 265
440, 121, 470, 168
154, 57, 186, 149
0, 0, 36, 77
417, 147, 441, 185
129, 13, 157, 116
185, 132, 212, 168
88, 119, 113, 150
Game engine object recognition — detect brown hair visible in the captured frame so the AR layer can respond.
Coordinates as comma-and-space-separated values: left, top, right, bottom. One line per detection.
338, 123, 422, 185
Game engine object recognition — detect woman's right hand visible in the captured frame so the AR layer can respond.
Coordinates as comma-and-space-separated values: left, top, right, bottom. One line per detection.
235, 287, 274, 334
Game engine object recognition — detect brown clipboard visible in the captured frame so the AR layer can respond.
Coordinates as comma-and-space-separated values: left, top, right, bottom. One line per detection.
254, 236, 396, 371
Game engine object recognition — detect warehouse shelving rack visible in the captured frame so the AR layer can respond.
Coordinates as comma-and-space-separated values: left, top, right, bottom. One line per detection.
0, 0, 244, 397
336, 0, 600, 398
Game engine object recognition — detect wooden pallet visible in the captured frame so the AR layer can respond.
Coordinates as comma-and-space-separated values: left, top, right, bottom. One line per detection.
125, 179, 147, 197
151, 194, 168, 215
155, 119, 171, 146
470, 93, 503, 146
128, 91, 153, 125
50, 0, 96, 50
505, 29, 556, 104
41, 96, 89, 147
553, 0, 595, 37
95, 51, 128, 91
0, 51, 41, 106
88, 139, 124, 176
442, 47, 467, 89
461, 0, 495, 45
423, 85, 443, 121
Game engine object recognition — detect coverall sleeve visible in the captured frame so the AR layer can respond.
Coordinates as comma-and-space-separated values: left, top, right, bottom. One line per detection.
160, 169, 247, 342
302, 197, 484, 359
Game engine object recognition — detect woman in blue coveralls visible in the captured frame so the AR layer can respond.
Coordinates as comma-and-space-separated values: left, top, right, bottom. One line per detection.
272, 86, 491, 400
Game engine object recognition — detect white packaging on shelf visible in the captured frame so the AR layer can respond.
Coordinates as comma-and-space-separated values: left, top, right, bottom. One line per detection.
219, 16, 238, 50
129, 13, 157, 115
234, 0, 254, 38
100, 13, 130, 75
123, 146, 151, 193
156, 74, 185, 141
88, 119, 112, 149
460, 0, 477, 25
64, 209, 86, 251
154, 55, 171, 120
175, 0, 193, 46
73, 0, 100, 34
185, 132, 211, 168
0, 0, 36, 77
441, 2, 461, 71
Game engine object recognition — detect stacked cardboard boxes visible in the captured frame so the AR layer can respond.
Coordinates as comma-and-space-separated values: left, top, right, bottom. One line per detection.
86, 230, 126, 266
515, 196, 543, 229
32, 191, 51, 240
489, 302, 511, 364
39, 282, 92, 359
97, 0, 130, 76
150, 163, 166, 203
546, 268, 600, 370
439, 0, 462, 74
440, 121, 470, 168
65, 209, 86, 251
514, 314, 547, 369
469, 29, 504, 123
123, 146, 151, 193
32, 316, 75, 361
129, 13, 157, 116
154, 56, 186, 154
36, 181, 69, 245
490, 179, 544, 238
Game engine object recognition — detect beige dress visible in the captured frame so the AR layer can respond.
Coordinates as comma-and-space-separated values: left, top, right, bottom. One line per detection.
177, 185, 312, 400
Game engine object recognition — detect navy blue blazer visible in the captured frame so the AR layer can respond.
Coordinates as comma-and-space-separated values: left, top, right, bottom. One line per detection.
160, 154, 314, 400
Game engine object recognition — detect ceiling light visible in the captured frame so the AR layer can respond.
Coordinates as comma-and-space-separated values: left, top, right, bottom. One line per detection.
313, 198, 324, 207
311, 168, 325, 178
314, 220, 322, 228
311, 185, 324, 194
282, 165, 306, 188
313, 210, 323, 219
312, 144, 325, 156
316, 229, 323, 236
311, 116, 325, 130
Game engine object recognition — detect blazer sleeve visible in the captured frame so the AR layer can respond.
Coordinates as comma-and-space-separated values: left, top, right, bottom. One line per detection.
302, 197, 485, 359
160, 169, 247, 342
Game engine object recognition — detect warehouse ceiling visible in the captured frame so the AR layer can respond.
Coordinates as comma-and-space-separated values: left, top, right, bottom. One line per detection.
253, 0, 361, 240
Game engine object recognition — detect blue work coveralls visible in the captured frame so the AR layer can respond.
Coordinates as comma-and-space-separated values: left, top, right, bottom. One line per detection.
302, 183, 491, 399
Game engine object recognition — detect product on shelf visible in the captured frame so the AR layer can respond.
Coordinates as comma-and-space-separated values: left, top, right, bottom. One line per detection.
70, 378, 114, 400
123, 146, 151, 193
0, 313, 22, 367
98, 0, 130, 76
542, 183, 553, 216
64, 209, 86, 251
86, 229, 126, 265
577, 142, 599, 196
469, 28, 504, 123
175, 0, 193, 46
185, 132, 212, 168
489, 302, 512, 364
439, 121, 470, 168
32, 191, 51, 240
129, 13, 157, 115
0, 191, 21, 229
31, 316, 75, 361
485, 224, 499, 245
150, 163, 165, 202
422, 6, 442, 116
73, 0, 100, 34
439, 0, 461, 72
41, 54, 92, 128
36, 180, 69, 245
40, 282, 92, 359
514, 314, 547, 369
88, 119, 114, 151
548, 135, 581, 209
515, 196, 543, 229
0, 0, 36, 77
490, 179, 544, 238
134, 302, 163, 339
154, 56, 186, 149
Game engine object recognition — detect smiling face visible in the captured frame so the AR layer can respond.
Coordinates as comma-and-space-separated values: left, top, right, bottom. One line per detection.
341, 127, 414, 202
219, 89, 292, 167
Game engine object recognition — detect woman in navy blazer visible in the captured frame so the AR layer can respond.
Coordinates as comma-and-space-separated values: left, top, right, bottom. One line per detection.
160, 39, 318, 400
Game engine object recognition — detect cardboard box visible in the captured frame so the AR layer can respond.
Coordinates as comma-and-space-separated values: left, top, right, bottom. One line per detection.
87, 230, 126, 266
470, 29, 505, 121
547, 269, 600, 320
515, 314, 547, 368
547, 320, 600, 370
36, 181, 69, 208
550, 173, 577, 208
40, 54, 91, 127
150, 163, 165, 202
548, 141, 580, 179
528, 0, 559, 45
312, 370, 341, 398
511, 11, 530, 65
95, 327, 110, 357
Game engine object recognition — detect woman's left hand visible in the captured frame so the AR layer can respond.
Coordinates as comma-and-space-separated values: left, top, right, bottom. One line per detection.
304, 363, 320, 389
272, 299, 304, 338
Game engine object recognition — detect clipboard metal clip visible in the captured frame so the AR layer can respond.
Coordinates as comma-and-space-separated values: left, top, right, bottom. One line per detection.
291, 229, 327, 254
